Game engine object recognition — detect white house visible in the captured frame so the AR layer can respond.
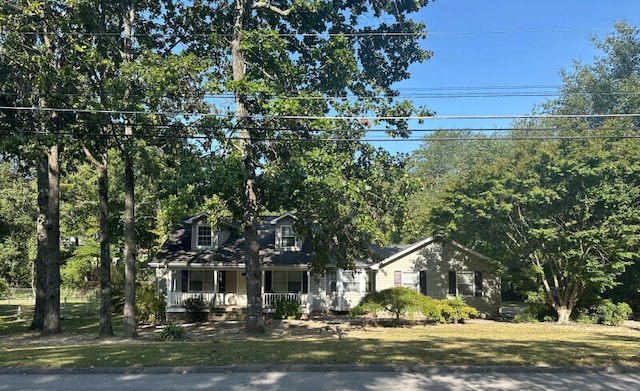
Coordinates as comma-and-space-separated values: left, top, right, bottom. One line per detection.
149, 213, 501, 320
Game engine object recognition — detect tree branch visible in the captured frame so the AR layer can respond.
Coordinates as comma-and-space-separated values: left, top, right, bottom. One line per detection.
252, 1, 294, 16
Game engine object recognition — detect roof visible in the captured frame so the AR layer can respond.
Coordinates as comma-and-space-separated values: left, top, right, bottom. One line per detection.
149, 214, 314, 268
370, 236, 491, 270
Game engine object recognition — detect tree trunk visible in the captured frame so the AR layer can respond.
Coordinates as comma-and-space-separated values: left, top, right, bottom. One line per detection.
122, 154, 137, 338
30, 146, 61, 333
232, 0, 264, 334
97, 158, 113, 337
556, 307, 572, 323
121, 3, 138, 339
30, 154, 49, 331
43, 145, 61, 334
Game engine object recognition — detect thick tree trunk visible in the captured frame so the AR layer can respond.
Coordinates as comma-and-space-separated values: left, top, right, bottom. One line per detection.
43, 145, 61, 334
30, 154, 49, 331
556, 307, 572, 323
232, 0, 264, 334
97, 159, 113, 337
121, 1, 138, 339
30, 146, 61, 333
122, 155, 138, 338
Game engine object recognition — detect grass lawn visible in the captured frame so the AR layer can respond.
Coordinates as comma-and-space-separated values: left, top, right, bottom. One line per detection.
1, 303, 639, 369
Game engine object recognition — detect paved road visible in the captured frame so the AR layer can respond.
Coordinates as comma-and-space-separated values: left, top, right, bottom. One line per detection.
1, 367, 640, 391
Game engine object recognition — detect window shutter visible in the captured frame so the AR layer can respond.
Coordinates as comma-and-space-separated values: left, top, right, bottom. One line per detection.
181, 270, 189, 292
475, 271, 483, 297
394, 271, 402, 287
448, 271, 457, 295
265, 271, 273, 293
302, 272, 309, 294
419, 271, 427, 295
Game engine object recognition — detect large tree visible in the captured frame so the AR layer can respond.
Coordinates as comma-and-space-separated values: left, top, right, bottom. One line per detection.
173, 0, 433, 333
429, 23, 640, 322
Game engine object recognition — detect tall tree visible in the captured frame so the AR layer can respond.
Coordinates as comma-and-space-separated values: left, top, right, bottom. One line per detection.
174, 0, 433, 333
1, 0, 76, 333
429, 23, 640, 322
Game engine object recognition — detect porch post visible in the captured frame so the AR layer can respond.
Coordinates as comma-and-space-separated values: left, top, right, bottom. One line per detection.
260, 270, 265, 308
306, 270, 312, 309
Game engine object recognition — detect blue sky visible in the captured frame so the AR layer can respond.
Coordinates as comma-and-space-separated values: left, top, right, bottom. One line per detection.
374, 0, 640, 155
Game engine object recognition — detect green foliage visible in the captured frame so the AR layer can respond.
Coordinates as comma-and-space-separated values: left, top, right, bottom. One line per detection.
439, 296, 479, 324
182, 297, 207, 313
587, 300, 632, 326
352, 287, 478, 326
136, 283, 166, 325
0, 278, 8, 299
157, 324, 187, 341
272, 298, 301, 320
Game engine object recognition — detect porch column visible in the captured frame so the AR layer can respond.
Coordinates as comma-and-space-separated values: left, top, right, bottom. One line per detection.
306, 270, 312, 309
260, 270, 265, 309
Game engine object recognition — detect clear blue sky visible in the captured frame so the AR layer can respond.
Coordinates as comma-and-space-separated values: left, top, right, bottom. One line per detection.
373, 0, 640, 155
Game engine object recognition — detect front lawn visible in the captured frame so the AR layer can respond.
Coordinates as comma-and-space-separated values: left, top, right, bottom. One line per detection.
1, 304, 639, 368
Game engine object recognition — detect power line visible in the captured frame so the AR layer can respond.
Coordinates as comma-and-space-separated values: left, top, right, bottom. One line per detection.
2, 105, 640, 121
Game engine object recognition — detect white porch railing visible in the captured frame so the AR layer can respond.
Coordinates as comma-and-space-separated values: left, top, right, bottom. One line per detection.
166, 291, 308, 311
262, 292, 308, 310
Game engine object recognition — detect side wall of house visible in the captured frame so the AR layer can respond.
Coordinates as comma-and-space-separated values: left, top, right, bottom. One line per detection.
377, 242, 501, 317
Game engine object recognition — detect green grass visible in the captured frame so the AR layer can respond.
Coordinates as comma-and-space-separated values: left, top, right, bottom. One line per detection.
1, 304, 639, 368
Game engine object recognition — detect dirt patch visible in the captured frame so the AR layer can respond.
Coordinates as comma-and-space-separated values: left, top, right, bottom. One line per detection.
1, 316, 360, 347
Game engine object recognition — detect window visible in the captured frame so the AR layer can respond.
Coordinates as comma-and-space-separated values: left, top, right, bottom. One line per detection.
280, 225, 296, 248
456, 271, 475, 296
393, 271, 419, 291
327, 270, 338, 292
188, 270, 215, 291
341, 272, 360, 292
449, 270, 483, 297
266, 270, 305, 293
197, 224, 216, 249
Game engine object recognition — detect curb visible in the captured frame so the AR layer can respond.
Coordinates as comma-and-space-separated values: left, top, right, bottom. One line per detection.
1, 365, 639, 375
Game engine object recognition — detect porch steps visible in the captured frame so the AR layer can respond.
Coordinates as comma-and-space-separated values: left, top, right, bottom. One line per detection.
209, 306, 246, 321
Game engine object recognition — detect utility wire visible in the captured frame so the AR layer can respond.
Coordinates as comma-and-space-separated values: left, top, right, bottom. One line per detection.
2, 105, 640, 120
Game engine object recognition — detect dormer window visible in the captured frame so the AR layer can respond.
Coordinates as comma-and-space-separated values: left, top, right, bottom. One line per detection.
280, 225, 296, 248
196, 223, 217, 249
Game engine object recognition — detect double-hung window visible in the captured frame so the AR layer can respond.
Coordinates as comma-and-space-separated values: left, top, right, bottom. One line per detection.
280, 225, 297, 249
196, 224, 216, 249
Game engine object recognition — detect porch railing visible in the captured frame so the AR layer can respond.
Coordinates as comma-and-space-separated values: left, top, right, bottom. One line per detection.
262, 292, 308, 309
166, 291, 308, 311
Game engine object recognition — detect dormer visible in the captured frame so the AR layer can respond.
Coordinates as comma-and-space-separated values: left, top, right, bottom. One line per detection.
186, 213, 219, 251
270, 213, 302, 252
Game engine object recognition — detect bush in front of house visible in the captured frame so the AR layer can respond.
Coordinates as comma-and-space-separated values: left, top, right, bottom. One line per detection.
272, 298, 301, 320
136, 282, 166, 325
157, 324, 187, 340
350, 287, 478, 326
182, 297, 208, 322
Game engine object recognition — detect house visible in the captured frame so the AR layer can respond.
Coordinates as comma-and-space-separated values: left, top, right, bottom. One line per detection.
149, 213, 501, 320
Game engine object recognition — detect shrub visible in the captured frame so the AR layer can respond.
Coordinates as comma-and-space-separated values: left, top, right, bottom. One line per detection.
157, 324, 187, 340
182, 297, 208, 322
272, 298, 301, 320
352, 287, 479, 326
136, 283, 166, 325
439, 296, 479, 323
589, 300, 632, 326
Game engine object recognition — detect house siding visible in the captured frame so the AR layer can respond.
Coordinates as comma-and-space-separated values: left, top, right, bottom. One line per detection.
377, 241, 501, 318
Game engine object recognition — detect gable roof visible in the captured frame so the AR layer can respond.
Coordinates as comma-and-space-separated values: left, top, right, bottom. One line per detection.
269, 212, 298, 225
369, 236, 491, 270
